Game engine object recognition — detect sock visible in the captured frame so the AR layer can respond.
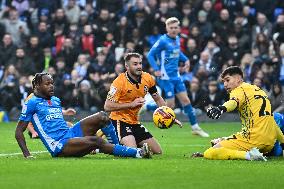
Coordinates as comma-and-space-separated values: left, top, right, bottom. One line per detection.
183, 104, 197, 126
113, 145, 142, 158
204, 147, 247, 160
101, 121, 119, 144
273, 141, 283, 156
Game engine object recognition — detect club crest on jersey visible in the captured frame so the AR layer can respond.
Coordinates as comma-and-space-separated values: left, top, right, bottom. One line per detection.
144, 86, 148, 94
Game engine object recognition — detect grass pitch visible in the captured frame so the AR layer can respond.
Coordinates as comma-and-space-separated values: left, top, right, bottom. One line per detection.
0, 122, 283, 189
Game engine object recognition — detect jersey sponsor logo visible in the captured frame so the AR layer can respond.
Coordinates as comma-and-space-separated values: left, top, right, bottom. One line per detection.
48, 108, 61, 113
46, 108, 63, 121
46, 113, 63, 121
169, 49, 180, 58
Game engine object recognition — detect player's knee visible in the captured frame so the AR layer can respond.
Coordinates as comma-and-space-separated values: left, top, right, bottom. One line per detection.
89, 136, 105, 148
153, 149, 163, 155
98, 111, 110, 124
204, 147, 215, 160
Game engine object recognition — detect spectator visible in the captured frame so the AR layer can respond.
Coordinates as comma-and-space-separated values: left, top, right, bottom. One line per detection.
269, 82, 284, 113
93, 8, 115, 46
206, 80, 225, 108
57, 37, 79, 72
0, 64, 21, 112
195, 10, 213, 40
193, 51, 217, 79
114, 16, 133, 47
221, 35, 245, 65
34, 21, 54, 48
73, 53, 90, 79
201, 0, 218, 23
213, 9, 234, 42
8, 47, 36, 76
12, 0, 29, 16
0, 8, 30, 46
80, 24, 95, 57
26, 35, 45, 72
252, 12, 272, 42
184, 38, 200, 70
0, 34, 17, 68
50, 8, 69, 35
187, 77, 208, 112
55, 73, 75, 108
72, 79, 101, 112
64, 0, 81, 24
253, 33, 270, 56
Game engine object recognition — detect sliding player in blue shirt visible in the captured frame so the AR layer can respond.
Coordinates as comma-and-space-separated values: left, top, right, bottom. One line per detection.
147, 17, 209, 137
15, 73, 151, 158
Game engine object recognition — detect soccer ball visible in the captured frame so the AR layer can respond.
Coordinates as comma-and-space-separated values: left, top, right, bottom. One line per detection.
153, 106, 176, 129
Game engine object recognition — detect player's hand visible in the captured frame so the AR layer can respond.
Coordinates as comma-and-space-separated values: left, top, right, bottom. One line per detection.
131, 97, 145, 108
173, 118, 183, 128
206, 106, 226, 119
63, 108, 76, 116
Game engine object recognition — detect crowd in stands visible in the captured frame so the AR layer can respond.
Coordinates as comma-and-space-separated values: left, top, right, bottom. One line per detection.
0, 0, 284, 120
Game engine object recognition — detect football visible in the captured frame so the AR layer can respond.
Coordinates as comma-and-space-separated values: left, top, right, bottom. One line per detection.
153, 106, 176, 129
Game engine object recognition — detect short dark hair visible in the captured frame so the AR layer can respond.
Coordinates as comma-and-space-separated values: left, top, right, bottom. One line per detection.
221, 66, 243, 79
32, 72, 52, 90
124, 52, 142, 62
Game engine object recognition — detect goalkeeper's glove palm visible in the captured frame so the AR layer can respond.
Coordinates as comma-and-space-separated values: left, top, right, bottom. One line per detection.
207, 106, 226, 119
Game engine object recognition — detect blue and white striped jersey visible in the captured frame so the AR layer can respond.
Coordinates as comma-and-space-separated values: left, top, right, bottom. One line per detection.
19, 95, 69, 153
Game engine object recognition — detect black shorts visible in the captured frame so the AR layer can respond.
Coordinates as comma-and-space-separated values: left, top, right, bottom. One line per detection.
111, 119, 153, 144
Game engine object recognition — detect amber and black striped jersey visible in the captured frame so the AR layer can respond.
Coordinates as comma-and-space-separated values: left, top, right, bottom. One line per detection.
107, 72, 157, 124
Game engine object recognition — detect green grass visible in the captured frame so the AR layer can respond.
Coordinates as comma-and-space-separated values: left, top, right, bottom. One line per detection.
0, 122, 283, 189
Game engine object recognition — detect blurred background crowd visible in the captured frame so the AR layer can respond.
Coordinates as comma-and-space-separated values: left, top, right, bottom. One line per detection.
0, 0, 284, 121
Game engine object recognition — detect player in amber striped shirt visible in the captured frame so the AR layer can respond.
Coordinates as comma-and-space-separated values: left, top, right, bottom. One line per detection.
104, 52, 181, 154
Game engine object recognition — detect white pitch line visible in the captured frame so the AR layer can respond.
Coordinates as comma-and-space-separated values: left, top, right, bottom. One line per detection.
0, 150, 48, 157
165, 144, 208, 147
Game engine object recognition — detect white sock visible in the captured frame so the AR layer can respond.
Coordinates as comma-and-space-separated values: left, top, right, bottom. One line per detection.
191, 124, 200, 130
245, 152, 251, 160
136, 149, 143, 158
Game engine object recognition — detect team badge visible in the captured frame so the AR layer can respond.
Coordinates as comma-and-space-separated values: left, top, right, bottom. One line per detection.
144, 86, 148, 94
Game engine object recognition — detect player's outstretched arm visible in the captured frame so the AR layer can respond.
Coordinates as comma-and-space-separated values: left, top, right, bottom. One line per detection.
207, 98, 239, 119
104, 97, 145, 112
15, 121, 32, 158
62, 108, 76, 116
151, 92, 166, 107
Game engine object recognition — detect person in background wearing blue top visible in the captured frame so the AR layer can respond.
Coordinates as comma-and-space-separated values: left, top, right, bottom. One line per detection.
15, 73, 151, 159
147, 17, 209, 137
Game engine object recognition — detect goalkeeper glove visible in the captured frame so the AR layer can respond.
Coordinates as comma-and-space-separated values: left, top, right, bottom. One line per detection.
207, 106, 227, 119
